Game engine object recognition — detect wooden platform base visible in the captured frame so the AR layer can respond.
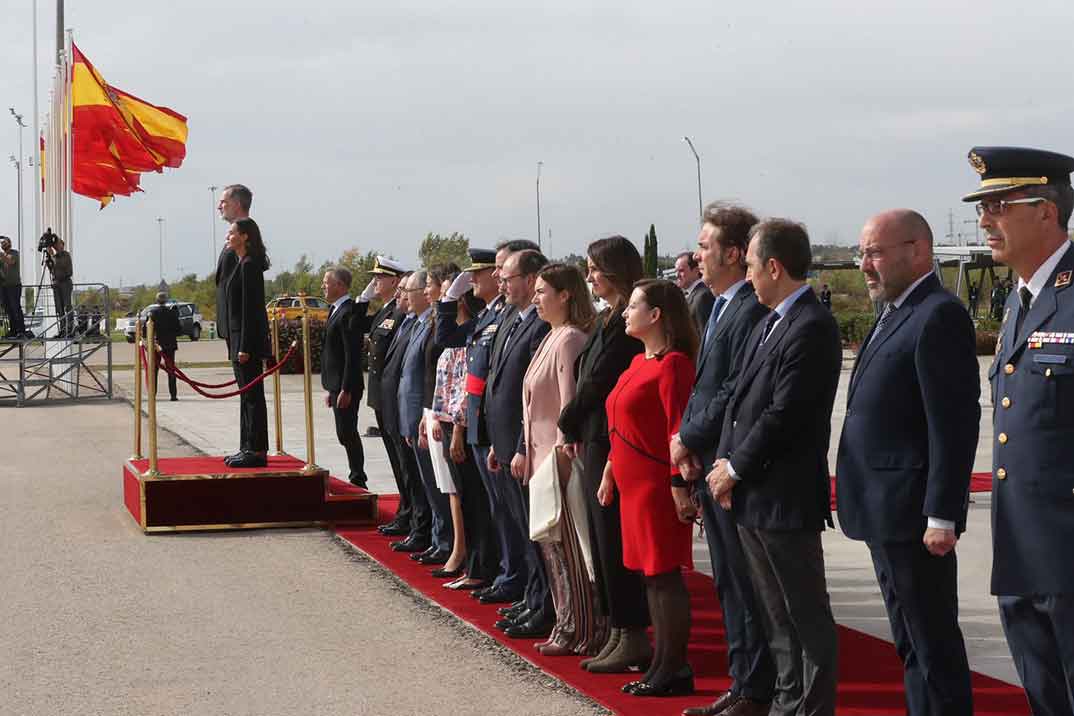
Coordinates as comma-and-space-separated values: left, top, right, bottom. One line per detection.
122, 454, 377, 533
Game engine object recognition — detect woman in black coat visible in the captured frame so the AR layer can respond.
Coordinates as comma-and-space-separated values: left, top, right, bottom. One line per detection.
223, 218, 271, 468
557, 235, 650, 672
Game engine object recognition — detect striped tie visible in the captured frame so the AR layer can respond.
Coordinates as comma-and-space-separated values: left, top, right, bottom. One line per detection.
866, 303, 896, 350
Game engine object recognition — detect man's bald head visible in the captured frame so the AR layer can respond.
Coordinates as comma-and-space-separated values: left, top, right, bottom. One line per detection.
859, 209, 935, 302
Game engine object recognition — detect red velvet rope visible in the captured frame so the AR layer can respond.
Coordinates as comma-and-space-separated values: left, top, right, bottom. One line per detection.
139, 342, 298, 399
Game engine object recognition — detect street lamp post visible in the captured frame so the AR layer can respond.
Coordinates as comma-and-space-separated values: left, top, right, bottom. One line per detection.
536, 161, 543, 251
209, 185, 218, 266
683, 136, 703, 219
156, 217, 165, 284
9, 109, 26, 259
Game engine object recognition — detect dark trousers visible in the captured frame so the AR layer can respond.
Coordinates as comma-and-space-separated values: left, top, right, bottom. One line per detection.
232, 358, 268, 453
499, 464, 550, 615
393, 436, 430, 541
473, 444, 526, 597
1, 284, 25, 336
330, 392, 366, 484
699, 486, 775, 701
413, 442, 452, 554
738, 525, 838, 716
376, 407, 411, 527
155, 347, 178, 399
580, 439, 649, 628
443, 423, 498, 581
868, 542, 973, 716
999, 593, 1074, 716
52, 279, 73, 334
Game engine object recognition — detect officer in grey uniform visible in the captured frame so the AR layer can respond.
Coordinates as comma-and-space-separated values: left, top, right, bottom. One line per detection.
964, 145, 1074, 715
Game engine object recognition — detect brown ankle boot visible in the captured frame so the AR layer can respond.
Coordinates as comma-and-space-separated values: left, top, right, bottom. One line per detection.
585, 627, 652, 673
580, 627, 621, 670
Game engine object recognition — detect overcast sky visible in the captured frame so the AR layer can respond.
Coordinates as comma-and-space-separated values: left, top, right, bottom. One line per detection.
1, 0, 1072, 288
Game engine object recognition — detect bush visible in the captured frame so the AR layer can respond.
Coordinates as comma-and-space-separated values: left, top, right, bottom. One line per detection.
275, 317, 325, 374
836, 310, 876, 347
975, 329, 1000, 356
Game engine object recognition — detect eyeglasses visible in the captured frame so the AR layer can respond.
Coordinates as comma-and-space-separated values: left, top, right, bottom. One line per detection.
855, 239, 917, 264
498, 273, 522, 285
975, 197, 1046, 217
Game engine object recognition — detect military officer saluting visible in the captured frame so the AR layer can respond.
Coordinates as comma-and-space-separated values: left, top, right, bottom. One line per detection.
964, 145, 1074, 715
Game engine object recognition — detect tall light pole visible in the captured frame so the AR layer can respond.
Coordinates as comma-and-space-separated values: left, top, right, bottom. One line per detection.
209, 185, 218, 267
683, 136, 702, 219
9, 109, 26, 259
536, 161, 543, 251
156, 217, 165, 284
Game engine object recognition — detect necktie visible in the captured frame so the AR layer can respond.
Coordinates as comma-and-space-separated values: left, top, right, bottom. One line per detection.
760, 310, 780, 345
328, 304, 336, 322
703, 296, 727, 350
503, 314, 524, 349
865, 303, 896, 351
1014, 286, 1033, 339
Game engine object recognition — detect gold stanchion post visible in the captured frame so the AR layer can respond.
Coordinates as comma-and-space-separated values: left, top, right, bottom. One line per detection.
271, 311, 284, 456
143, 316, 160, 477
132, 316, 143, 460
301, 308, 318, 474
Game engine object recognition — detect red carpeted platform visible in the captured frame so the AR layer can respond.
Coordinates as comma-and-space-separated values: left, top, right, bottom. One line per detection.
830, 472, 992, 509
337, 496, 1029, 716
123, 454, 377, 532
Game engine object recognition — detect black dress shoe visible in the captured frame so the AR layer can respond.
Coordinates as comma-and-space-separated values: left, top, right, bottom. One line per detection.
224, 452, 245, 465
471, 586, 495, 599
417, 551, 450, 565
390, 537, 430, 553
378, 523, 409, 536
230, 452, 267, 468
478, 589, 521, 605
505, 617, 553, 639
628, 667, 695, 697
348, 474, 368, 489
497, 601, 526, 617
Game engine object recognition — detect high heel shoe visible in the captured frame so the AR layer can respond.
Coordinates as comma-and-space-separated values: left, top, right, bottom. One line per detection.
430, 566, 464, 579
628, 666, 695, 697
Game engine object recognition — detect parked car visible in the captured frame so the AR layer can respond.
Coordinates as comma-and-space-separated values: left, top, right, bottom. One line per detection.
124, 301, 204, 342
266, 294, 331, 322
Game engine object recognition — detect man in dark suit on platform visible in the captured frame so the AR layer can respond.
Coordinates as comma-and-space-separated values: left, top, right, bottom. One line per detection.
321, 267, 367, 488
964, 145, 1074, 715
672, 204, 774, 716
382, 279, 432, 553
147, 292, 182, 402
837, 209, 979, 716
214, 184, 251, 351
483, 249, 552, 634
678, 250, 716, 334
708, 219, 842, 716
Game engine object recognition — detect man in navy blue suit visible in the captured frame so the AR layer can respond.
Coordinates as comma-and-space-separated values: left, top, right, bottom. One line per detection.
965, 145, 1074, 715
672, 203, 774, 716
836, 209, 979, 716
708, 219, 842, 716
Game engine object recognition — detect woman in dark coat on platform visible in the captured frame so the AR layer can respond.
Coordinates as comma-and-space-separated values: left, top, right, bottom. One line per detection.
223, 218, 271, 469
557, 235, 651, 673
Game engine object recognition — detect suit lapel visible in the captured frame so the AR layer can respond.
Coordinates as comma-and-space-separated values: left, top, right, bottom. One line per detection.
733, 289, 814, 397
696, 288, 744, 374
497, 310, 538, 372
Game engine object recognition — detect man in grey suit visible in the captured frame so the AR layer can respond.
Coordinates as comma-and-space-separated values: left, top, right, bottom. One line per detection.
678, 250, 716, 334
673, 203, 774, 716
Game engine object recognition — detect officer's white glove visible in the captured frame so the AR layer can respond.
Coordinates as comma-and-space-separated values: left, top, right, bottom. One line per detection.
359, 278, 376, 302
444, 271, 472, 301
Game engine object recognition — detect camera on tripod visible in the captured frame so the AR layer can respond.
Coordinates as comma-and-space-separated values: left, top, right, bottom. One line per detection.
37, 228, 60, 253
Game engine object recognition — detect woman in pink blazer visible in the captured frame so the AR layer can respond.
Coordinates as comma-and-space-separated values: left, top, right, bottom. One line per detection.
522, 262, 600, 656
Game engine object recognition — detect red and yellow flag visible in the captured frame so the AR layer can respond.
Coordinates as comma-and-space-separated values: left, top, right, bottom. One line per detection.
70, 43, 188, 206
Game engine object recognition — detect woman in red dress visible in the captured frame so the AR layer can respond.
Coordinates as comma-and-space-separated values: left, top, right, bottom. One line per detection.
600, 278, 699, 698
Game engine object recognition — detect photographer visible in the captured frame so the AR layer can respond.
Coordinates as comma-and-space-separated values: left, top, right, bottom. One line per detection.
0, 236, 26, 338
49, 238, 73, 336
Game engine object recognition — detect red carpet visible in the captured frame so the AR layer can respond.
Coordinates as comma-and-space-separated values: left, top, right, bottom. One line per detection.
831, 472, 993, 509
336, 495, 1028, 716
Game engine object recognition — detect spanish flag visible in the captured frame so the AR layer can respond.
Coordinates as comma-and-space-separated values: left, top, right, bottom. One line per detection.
70, 43, 188, 205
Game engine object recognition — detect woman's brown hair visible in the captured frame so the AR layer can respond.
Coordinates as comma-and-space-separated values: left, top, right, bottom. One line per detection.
587, 235, 642, 319
633, 278, 699, 362
537, 262, 596, 331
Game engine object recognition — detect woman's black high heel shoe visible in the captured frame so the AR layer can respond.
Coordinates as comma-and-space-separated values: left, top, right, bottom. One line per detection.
628, 665, 694, 697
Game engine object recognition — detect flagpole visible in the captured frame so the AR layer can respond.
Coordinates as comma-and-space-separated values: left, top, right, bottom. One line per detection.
64, 29, 72, 257
31, 0, 41, 289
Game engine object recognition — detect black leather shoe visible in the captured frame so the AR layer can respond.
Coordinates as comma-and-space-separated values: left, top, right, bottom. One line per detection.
410, 546, 438, 562
230, 452, 267, 468
348, 474, 368, 489
494, 608, 536, 631
417, 551, 450, 565
498, 601, 526, 617
378, 522, 409, 536
471, 586, 496, 599
391, 537, 429, 553
478, 589, 521, 605
431, 566, 464, 579
628, 667, 695, 697
504, 617, 553, 639
224, 452, 245, 465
